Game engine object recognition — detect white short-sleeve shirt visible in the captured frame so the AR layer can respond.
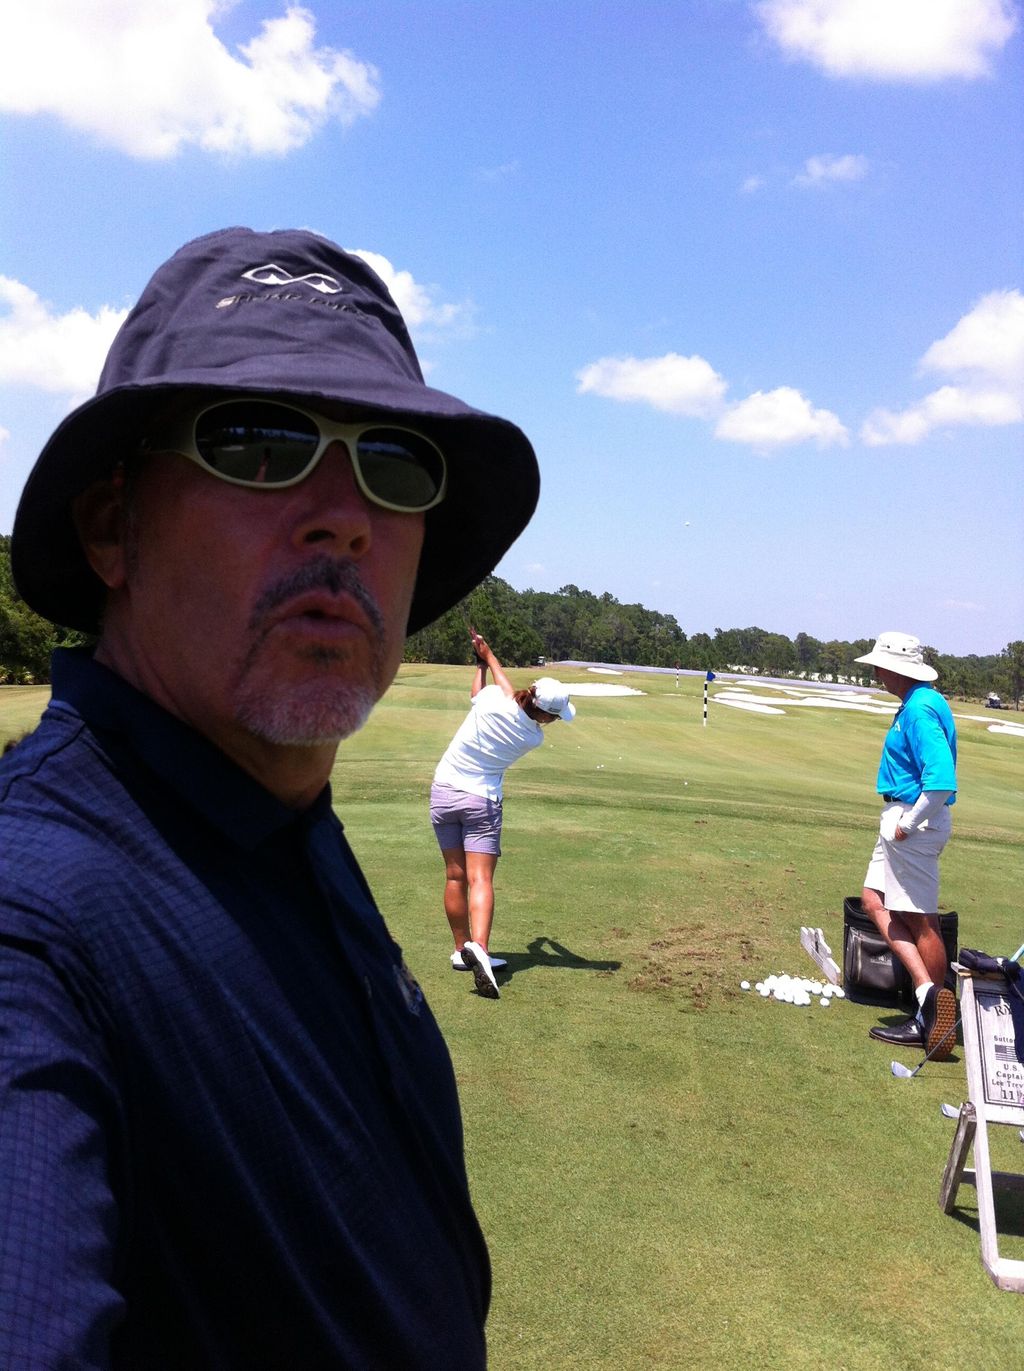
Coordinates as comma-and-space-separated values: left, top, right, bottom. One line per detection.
432, 685, 543, 802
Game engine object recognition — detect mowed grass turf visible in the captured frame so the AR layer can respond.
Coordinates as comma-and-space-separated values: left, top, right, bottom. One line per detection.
4, 668, 1024, 1367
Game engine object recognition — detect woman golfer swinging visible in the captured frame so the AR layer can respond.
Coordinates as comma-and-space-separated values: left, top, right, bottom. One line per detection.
430, 629, 575, 998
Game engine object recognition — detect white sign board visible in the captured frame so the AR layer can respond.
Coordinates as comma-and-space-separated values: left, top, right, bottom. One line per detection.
972, 983, 1024, 1112
940, 971, 1024, 1292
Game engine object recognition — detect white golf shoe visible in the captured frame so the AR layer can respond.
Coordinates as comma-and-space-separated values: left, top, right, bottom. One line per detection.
451, 949, 506, 971
461, 941, 500, 998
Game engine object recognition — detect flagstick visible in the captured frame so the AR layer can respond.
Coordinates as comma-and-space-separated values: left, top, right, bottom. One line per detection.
703, 669, 715, 727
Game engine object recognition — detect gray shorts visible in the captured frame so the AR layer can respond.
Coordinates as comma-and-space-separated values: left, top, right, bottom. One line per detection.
430, 783, 503, 855
863, 802, 951, 914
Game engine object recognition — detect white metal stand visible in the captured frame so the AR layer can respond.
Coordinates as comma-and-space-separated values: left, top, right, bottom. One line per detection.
940, 968, 1024, 1292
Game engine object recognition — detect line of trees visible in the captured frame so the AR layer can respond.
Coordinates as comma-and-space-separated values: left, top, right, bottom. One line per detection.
407, 576, 1023, 705
1, 536, 1020, 705
0, 535, 91, 683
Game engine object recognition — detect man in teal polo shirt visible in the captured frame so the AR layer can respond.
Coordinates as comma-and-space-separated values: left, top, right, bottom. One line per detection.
855, 632, 958, 1059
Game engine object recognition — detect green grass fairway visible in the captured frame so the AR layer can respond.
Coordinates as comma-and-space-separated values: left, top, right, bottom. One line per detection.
5, 669, 1024, 1366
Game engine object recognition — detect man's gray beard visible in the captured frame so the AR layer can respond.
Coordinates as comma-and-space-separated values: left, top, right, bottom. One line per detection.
234, 669, 379, 746
232, 558, 390, 748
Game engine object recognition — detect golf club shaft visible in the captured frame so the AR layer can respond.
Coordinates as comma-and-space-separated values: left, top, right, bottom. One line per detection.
906, 1012, 962, 1077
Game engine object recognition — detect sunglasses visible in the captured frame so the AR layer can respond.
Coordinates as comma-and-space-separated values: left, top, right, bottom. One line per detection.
142, 398, 447, 513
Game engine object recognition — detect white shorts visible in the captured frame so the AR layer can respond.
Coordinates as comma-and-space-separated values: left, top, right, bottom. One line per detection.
863, 802, 951, 915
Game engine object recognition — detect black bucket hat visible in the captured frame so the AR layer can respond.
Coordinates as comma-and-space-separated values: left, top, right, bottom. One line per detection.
12, 226, 539, 635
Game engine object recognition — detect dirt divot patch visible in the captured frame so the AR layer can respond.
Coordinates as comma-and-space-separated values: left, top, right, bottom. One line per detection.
630, 923, 762, 1007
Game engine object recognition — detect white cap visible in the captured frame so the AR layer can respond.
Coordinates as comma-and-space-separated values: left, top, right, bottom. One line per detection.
854, 632, 937, 682
533, 677, 576, 721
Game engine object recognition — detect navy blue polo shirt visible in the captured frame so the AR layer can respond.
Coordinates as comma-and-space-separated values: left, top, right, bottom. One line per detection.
0, 650, 489, 1370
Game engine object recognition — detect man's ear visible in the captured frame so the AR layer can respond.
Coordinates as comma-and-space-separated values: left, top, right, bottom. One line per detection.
73, 470, 130, 591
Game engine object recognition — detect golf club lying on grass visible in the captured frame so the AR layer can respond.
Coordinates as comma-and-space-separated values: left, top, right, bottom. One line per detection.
891, 939, 1024, 1081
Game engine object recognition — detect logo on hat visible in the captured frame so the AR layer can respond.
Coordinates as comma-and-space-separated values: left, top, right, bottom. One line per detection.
241, 263, 345, 295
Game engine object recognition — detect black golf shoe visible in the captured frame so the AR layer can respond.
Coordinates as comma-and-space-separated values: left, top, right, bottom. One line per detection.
868, 1016, 923, 1047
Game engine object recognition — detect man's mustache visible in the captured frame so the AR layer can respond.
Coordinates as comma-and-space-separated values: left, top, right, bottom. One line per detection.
249, 557, 385, 637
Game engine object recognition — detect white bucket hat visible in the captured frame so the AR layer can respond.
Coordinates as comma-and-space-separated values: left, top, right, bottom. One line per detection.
854, 632, 937, 682
533, 678, 576, 721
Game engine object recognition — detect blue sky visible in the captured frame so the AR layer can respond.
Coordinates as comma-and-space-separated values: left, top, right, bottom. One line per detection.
1, 0, 1021, 656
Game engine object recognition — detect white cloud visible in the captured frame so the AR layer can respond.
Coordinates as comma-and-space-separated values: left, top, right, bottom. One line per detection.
0, 249, 468, 418
574, 353, 727, 417
715, 386, 850, 449
793, 153, 869, 186
348, 251, 473, 334
861, 289, 1024, 445
861, 385, 1021, 444
0, 276, 127, 400
575, 353, 848, 452
741, 175, 767, 194
0, 1, 380, 159
921, 287, 1024, 388
756, 0, 1018, 82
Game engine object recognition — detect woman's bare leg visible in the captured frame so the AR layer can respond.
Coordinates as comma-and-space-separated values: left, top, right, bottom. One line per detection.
441, 847, 470, 951
466, 851, 499, 952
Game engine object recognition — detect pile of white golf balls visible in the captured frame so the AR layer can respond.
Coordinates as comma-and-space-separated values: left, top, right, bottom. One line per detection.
739, 974, 845, 1009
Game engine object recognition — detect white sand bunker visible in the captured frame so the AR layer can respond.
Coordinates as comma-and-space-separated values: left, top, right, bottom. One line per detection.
715, 683, 891, 716
712, 685, 1024, 738
730, 681, 872, 702
713, 691, 785, 715
728, 682, 890, 712
569, 682, 645, 697
786, 696, 892, 715
712, 685, 891, 718
988, 723, 1024, 738
951, 713, 1024, 743
957, 711, 1020, 724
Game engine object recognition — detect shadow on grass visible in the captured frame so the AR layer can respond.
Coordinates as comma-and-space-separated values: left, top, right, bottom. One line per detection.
944, 1177, 1024, 1240
494, 936, 621, 982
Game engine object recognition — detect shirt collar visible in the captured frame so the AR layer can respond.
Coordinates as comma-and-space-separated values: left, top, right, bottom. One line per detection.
895, 680, 928, 713
50, 648, 332, 850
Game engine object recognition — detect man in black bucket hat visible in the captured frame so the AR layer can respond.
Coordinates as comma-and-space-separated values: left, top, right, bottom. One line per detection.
0, 228, 539, 1369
